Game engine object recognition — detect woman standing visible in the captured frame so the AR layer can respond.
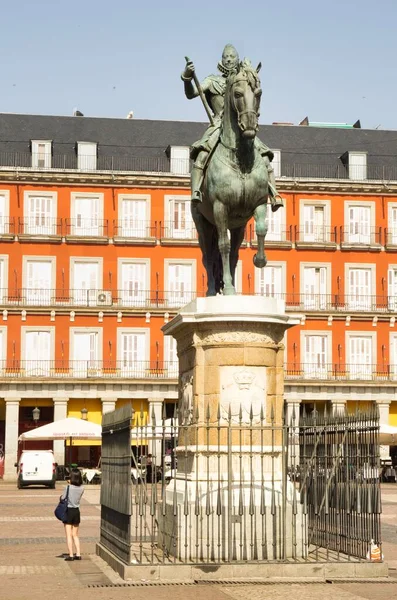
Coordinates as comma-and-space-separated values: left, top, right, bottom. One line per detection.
61, 469, 84, 561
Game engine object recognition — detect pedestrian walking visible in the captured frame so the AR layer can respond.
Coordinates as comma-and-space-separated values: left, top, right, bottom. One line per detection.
61, 468, 84, 561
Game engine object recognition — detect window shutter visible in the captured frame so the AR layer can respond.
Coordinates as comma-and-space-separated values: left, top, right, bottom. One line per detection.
303, 205, 314, 240
266, 206, 282, 240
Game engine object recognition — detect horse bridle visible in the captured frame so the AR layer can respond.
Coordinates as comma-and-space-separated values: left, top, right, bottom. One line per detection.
229, 76, 259, 131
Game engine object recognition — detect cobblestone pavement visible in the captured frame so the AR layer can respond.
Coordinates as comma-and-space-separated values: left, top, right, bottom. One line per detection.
0, 481, 396, 600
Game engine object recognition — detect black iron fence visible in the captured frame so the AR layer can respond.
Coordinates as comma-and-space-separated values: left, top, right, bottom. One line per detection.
99, 405, 381, 566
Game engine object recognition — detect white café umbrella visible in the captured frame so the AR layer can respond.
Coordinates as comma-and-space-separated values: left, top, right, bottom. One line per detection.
18, 417, 101, 466
379, 424, 397, 445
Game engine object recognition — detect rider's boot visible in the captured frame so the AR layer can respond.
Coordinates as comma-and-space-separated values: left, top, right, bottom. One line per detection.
271, 194, 284, 212
191, 165, 204, 203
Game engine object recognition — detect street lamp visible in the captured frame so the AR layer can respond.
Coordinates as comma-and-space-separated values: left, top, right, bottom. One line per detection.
80, 407, 88, 421
32, 407, 40, 426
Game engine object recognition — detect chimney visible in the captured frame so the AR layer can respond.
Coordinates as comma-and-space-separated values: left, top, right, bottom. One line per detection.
126, 111, 134, 119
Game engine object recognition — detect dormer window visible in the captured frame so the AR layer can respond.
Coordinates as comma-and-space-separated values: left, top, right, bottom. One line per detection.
31, 140, 52, 169
341, 151, 367, 180
77, 141, 97, 171
169, 146, 190, 175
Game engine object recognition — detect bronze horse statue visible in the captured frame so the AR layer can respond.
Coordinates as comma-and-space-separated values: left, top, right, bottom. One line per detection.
191, 60, 269, 296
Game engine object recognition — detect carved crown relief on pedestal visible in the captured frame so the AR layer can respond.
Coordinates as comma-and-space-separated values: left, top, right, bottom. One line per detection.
220, 366, 267, 424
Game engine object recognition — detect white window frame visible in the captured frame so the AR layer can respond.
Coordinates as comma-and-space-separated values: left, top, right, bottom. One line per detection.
301, 330, 331, 379
0, 190, 10, 235
77, 141, 97, 171
300, 262, 331, 309
266, 204, 285, 241
389, 333, 397, 379
271, 150, 281, 177
21, 327, 55, 376
169, 146, 190, 175
23, 191, 57, 235
164, 194, 195, 239
345, 262, 376, 311
70, 257, 103, 306
69, 327, 103, 376
31, 140, 52, 169
234, 259, 242, 294
344, 200, 375, 244
254, 261, 286, 299
346, 331, 376, 380
163, 334, 178, 377
0, 326, 8, 372
117, 193, 151, 238
388, 264, 397, 311
0, 254, 9, 302
117, 258, 150, 307
164, 259, 196, 307
388, 203, 397, 245
70, 192, 104, 236
348, 151, 367, 180
117, 327, 150, 377
22, 255, 56, 305
300, 199, 331, 242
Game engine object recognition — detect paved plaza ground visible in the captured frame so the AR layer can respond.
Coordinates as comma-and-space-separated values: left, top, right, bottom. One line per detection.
0, 481, 397, 600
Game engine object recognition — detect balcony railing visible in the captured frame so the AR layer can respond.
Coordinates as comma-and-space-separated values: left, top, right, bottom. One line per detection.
18, 217, 62, 236
250, 225, 293, 244
0, 360, 179, 379
285, 363, 395, 382
0, 288, 201, 308
295, 226, 337, 244
340, 226, 382, 246
3, 151, 397, 182
113, 220, 156, 239
1, 289, 397, 311
65, 218, 109, 237
256, 292, 396, 313
160, 221, 198, 240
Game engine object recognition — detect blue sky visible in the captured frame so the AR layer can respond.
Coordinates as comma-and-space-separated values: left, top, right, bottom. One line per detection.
1, 0, 396, 129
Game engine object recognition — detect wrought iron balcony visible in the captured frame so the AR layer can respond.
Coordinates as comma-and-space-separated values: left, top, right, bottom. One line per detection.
294, 226, 337, 245
18, 217, 62, 237
65, 218, 109, 238
285, 363, 395, 382
113, 220, 157, 239
1, 151, 397, 183
249, 224, 293, 245
340, 226, 382, 247
257, 293, 395, 313
0, 360, 179, 379
160, 221, 198, 241
0, 288, 200, 309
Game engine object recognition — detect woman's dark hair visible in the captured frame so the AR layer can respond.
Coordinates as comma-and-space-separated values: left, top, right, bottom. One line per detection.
70, 469, 83, 487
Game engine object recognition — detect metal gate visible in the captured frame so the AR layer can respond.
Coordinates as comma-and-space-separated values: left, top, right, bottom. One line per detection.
293, 407, 381, 561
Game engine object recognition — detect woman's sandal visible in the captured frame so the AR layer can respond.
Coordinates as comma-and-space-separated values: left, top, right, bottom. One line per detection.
74, 555, 82, 560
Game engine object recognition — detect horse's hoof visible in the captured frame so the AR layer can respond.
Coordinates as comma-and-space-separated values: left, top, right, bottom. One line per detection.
223, 286, 236, 296
253, 253, 267, 268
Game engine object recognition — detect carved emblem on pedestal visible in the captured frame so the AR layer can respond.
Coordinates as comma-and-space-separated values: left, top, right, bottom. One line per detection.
220, 366, 266, 424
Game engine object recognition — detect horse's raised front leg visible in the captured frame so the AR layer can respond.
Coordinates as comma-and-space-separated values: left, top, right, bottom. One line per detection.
253, 202, 268, 269
213, 200, 235, 295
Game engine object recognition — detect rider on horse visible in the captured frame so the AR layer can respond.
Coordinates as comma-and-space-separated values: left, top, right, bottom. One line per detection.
181, 44, 284, 212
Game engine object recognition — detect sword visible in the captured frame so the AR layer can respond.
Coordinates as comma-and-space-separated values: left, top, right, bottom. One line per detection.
185, 56, 215, 127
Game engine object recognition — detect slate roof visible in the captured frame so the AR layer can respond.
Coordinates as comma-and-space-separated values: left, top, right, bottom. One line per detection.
1, 112, 397, 169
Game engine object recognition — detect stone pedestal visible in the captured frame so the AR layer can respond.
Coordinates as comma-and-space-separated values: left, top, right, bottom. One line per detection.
159, 296, 302, 561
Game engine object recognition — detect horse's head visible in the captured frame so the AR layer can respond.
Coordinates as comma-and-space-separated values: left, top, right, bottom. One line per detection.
229, 60, 262, 139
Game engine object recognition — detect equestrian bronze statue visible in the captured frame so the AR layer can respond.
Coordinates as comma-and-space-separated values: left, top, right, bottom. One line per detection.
181, 45, 283, 296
